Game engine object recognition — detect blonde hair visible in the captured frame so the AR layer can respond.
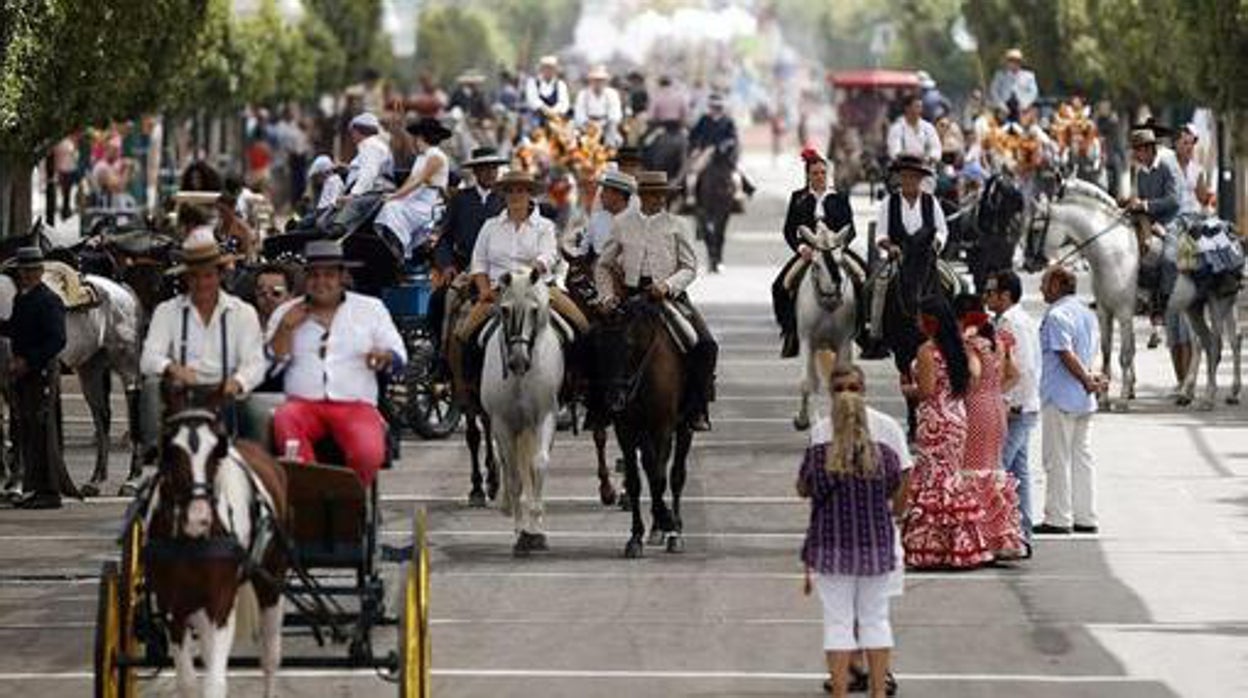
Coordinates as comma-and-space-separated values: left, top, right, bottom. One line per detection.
826, 391, 877, 476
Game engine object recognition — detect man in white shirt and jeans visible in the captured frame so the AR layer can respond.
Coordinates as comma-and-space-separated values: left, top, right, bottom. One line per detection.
985, 270, 1040, 547
886, 95, 941, 165
267, 241, 406, 486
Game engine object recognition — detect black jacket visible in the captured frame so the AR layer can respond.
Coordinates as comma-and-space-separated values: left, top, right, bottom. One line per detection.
435, 186, 505, 270
3, 283, 66, 371
782, 188, 855, 252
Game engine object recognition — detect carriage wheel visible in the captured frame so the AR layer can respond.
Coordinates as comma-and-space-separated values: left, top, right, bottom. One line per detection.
399, 509, 431, 697
405, 336, 461, 440
94, 562, 123, 698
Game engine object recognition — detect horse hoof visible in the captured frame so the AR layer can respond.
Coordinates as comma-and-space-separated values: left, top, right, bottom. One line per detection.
1197, 400, 1215, 412
529, 532, 549, 551
487, 478, 500, 502
512, 540, 531, 558
1176, 395, 1193, 407
623, 539, 644, 559
666, 534, 685, 554
1227, 396, 1240, 406
117, 481, 139, 497
80, 482, 101, 499
618, 493, 632, 512
647, 528, 666, 546
468, 490, 487, 508
793, 415, 810, 431
599, 483, 618, 507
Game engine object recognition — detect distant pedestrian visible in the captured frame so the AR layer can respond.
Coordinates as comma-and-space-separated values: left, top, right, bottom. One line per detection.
800, 364, 906, 698
985, 270, 1041, 547
1, 248, 78, 509
1035, 266, 1104, 535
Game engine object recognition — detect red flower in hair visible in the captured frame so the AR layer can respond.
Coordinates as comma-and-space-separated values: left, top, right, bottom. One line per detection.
800, 146, 823, 165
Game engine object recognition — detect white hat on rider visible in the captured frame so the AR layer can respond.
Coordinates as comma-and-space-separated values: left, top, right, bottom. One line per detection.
167, 226, 236, 275
587, 65, 610, 81
307, 155, 335, 179
598, 170, 636, 195
539, 55, 559, 69
349, 112, 381, 134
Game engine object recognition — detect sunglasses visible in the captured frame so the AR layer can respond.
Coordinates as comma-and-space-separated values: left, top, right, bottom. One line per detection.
258, 286, 287, 297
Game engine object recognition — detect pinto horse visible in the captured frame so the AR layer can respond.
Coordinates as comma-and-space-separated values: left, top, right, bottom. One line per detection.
600, 296, 693, 558
147, 406, 287, 698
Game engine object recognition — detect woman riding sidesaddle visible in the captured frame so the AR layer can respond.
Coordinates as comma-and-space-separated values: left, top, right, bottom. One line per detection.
771, 149, 856, 358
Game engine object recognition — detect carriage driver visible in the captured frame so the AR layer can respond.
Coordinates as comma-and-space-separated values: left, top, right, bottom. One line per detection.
267, 240, 406, 487
867, 155, 949, 345
595, 171, 718, 432
453, 169, 590, 346
139, 228, 267, 446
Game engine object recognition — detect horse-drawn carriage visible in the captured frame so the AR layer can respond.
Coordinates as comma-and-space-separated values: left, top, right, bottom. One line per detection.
827, 69, 921, 195
93, 445, 433, 697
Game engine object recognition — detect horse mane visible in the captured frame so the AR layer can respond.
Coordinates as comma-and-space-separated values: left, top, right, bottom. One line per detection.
1060, 179, 1121, 218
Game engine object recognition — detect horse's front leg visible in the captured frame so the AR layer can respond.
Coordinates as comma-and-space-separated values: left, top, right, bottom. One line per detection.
466, 413, 486, 507
1096, 309, 1115, 409
593, 426, 617, 506
193, 609, 236, 698
1228, 312, 1242, 405
483, 413, 499, 501
645, 437, 674, 547
1117, 311, 1136, 402
260, 602, 284, 698
619, 426, 645, 558
667, 428, 693, 554
793, 343, 815, 431
77, 354, 111, 495
170, 621, 197, 698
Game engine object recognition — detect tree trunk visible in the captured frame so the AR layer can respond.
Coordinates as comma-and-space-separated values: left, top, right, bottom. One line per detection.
0, 154, 35, 240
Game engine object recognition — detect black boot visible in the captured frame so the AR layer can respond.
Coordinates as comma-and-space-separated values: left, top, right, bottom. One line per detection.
781, 331, 800, 358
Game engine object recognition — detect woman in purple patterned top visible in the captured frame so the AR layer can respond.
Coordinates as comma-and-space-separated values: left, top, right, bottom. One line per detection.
798, 365, 905, 698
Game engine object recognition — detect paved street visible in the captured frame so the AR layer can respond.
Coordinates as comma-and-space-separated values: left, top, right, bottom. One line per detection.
1, 148, 1247, 697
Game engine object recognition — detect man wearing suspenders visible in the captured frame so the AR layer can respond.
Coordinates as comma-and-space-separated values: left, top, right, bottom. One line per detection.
139, 229, 266, 455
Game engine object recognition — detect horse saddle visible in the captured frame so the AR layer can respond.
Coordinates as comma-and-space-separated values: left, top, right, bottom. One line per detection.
658, 300, 697, 354
42, 261, 99, 310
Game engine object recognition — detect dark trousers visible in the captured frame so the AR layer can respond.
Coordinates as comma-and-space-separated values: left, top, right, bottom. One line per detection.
772, 256, 800, 338
13, 368, 77, 499
672, 296, 718, 411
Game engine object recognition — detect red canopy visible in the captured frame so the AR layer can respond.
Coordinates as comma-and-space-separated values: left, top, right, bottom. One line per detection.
829, 69, 920, 89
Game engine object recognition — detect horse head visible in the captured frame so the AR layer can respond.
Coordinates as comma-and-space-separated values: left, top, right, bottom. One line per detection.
158, 409, 230, 539
497, 268, 550, 376
800, 223, 850, 307
599, 295, 670, 414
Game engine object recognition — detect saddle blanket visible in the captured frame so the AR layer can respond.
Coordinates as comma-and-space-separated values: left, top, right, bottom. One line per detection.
42, 261, 99, 310
478, 301, 697, 354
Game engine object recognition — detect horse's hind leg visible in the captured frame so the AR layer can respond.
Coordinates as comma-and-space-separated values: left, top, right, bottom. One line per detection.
1117, 311, 1136, 403
793, 343, 815, 431
618, 426, 645, 558
171, 623, 196, 698
78, 353, 112, 495
259, 601, 284, 698
594, 426, 617, 506
466, 412, 486, 506
194, 608, 236, 698
667, 428, 693, 554
1227, 305, 1242, 405
483, 412, 499, 501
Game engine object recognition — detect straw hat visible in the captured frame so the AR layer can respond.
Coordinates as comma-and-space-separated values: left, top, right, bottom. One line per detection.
1004, 48, 1024, 63
1129, 129, 1158, 148
167, 227, 236, 275
587, 65, 610, 81
635, 171, 674, 192
599, 170, 637, 195
461, 146, 509, 169
889, 154, 934, 177
497, 169, 539, 193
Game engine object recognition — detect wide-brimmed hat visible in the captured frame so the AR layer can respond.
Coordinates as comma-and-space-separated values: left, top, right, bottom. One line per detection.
457, 71, 486, 84
303, 240, 363, 269
8, 246, 45, 269
406, 117, 453, 143
614, 145, 643, 164
349, 112, 381, 133
587, 64, 610, 81
707, 92, 726, 109
167, 227, 237, 275
599, 170, 637, 195
538, 55, 559, 69
1004, 47, 1024, 62
462, 146, 509, 169
1130, 129, 1158, 148
497, 169, 539, 193
307, 154, 335, 179
889, 154, 934, 177
635, 171, 674, 193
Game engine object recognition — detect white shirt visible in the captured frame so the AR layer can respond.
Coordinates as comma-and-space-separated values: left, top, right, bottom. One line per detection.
345, 134, 392, 195
874, 193, 949, 251
574, 87, 623, 128
886, 117, 941, 161
989, 68, 1039, 111
140, 292, 267, 393
266, 292, 407, 406
524, 77, 570, 115
580, 205, 615, 255
316, 174, 344, 212
998, 303, 1041, 413
470, 209, 558, 285
1177, 157, 1204, 214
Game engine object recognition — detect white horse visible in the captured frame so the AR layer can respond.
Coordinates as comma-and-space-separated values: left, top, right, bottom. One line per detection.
480, 269, 564, 557
791, 222, 857, 431
1029, 180, 1139, 408
0, 270, 144, 492
1168, 219, 1243, 408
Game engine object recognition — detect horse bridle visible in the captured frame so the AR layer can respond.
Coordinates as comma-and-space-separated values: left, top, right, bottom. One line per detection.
498, 300, 539, 379
811, 248, 843, 308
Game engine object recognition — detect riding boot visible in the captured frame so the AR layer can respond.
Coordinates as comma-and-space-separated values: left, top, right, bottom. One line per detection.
684, 341, 716, 432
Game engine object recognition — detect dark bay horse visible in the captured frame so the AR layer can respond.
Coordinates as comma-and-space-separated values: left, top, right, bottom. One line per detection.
600, 297, 693, 558
693, 147, 738, 272
446, 292, 499, 507
147, 407, 287, 697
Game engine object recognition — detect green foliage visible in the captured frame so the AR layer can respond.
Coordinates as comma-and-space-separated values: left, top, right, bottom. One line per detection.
0, 0, 210, 159
890, 0, 978, 93
415, 5, 510, 83
303, 0, 391, 83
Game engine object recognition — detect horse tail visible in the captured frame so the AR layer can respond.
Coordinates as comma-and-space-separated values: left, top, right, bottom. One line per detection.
233, 581, 262, 650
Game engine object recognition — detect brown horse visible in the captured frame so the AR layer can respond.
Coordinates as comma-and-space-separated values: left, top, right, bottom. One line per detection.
446, 295, 499, 507
599, 296, 693, 557
560, 246, 619, 506
146, 406, 288, 698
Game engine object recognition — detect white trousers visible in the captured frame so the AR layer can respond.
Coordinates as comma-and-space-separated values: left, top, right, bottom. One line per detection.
814, 573, 893, 651
1041, 405, 1097, 528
